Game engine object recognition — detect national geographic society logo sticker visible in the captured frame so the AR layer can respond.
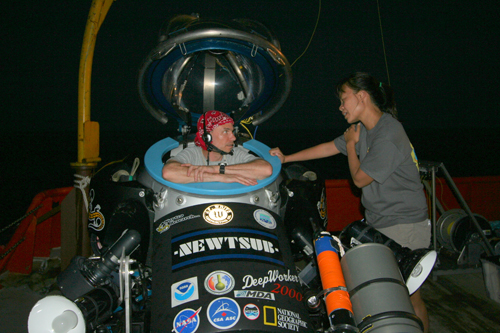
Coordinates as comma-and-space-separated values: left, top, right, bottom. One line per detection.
203, 204, 233, 225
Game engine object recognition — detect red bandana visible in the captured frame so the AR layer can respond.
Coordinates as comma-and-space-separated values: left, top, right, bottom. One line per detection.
194, 111, 234, 150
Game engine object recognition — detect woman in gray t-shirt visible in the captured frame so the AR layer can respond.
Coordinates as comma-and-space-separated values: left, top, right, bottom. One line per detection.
270, 72, 430, 333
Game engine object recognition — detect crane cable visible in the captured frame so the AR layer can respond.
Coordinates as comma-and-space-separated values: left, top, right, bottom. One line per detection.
240, 0, 322, 136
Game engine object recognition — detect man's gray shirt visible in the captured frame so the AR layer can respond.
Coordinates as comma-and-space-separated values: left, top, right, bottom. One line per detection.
169, 145, 259, 166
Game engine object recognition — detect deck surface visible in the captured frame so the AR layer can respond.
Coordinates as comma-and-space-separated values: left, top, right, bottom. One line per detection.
1, 259, 500, 333
423, 270, 500, 332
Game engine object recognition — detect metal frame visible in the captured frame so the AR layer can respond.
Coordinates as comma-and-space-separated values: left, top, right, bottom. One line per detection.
419, 160, 494, 275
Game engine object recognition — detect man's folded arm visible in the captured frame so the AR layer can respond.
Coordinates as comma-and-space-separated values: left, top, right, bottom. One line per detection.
162, 158, 272, 184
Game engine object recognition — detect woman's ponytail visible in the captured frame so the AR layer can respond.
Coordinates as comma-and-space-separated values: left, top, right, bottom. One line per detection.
336, 72, 398, 119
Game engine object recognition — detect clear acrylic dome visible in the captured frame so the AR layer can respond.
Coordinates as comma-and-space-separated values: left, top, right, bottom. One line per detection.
138, 15, 292, 128
161, 50, 264, 117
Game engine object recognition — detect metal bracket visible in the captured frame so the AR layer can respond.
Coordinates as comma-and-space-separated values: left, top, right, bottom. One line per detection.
119, 252, 134, 333
179, 42, 187, 55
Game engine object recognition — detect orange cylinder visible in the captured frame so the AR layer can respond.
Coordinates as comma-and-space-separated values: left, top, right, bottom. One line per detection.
317, 250, 353, 314
314, 232, 358, 333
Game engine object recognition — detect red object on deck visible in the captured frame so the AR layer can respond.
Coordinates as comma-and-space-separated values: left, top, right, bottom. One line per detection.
430, 176, 500, 221
1, 176, 498, 276
0, 187, 72, 274
325, 176, 500, 232
324, 179, 363, 232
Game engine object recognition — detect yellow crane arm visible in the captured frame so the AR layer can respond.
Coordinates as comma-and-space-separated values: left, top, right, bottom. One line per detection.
72, 0, 114, 167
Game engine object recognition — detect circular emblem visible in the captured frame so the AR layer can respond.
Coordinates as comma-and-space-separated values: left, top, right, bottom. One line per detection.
317, 188, 327, 220
204, 270, 235, 295
253, 209, 277, 229
172, 308, 201, 333
203, 204, 233, 225
206, 297, 241, 330
174, 281, 195, 301
243, 304, 260, 320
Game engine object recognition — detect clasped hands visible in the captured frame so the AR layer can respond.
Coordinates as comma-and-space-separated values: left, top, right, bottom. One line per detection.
180, 164, 258, 186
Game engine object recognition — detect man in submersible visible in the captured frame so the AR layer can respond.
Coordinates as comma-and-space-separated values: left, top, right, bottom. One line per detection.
162, 110, 272, 184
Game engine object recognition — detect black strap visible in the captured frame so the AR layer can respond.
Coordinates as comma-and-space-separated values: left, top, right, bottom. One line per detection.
358, 311, 424, 333
349, 277, 407, 297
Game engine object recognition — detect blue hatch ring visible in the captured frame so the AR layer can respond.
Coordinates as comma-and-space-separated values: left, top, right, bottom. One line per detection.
144, 138, 281, 195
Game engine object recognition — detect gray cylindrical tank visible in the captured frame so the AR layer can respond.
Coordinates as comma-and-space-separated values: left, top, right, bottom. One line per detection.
341, 243, 423, 333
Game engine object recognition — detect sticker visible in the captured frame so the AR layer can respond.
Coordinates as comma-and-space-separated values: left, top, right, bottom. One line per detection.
263, 306, 309, 331
253, 209, 277, 229
317, 188, 327, 220
171, 277, 199, 307
243, 304, 260, 320
263, 306, 277, 326
206, 297, 241, 330
171, 228, 283, 271
234, 290, 275, 301
203, 204, 233, 225
204, 270, 235, 295
156, 213, 200, 234
172, 307, 201, 333
241, 269, 300, 289
88, 189, 105, 231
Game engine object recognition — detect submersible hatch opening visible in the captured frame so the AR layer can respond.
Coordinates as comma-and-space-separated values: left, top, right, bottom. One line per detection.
144, 137, 281, 196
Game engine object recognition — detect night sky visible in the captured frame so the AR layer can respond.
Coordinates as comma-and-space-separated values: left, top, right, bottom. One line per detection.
1, 1, 499, 222
4, 0, 500, 133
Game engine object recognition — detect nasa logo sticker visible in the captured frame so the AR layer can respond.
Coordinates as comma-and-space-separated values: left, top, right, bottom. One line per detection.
253, 209, 276, 229
243, 303, 260, 320
204, 270, 235, 295
172, 307, 201, 333
171, 276, 199, 307
203, 204, 233, 225
206, 297, 241, 330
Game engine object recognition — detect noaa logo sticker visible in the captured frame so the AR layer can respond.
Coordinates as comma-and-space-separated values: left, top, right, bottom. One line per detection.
253, 209, 276, 229
172, 307, 201, 333
204, 270, 235, 295
203, 204, 233, 225
171, 277, 199, 307
243, 304, 260, 320
206, 297, 241, 330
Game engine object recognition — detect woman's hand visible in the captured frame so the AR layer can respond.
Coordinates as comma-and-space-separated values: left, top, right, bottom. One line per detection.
344, 123, 360, 145
269, 147, 286, 164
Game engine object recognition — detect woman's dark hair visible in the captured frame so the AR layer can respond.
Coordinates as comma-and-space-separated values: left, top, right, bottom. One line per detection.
336, 72, 398, 119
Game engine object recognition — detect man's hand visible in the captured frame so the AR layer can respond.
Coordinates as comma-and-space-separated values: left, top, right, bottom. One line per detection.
181, 164, 257, 185
163, 157, 271, 185
219, 174, 258, 186
182, 164, 217, 182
